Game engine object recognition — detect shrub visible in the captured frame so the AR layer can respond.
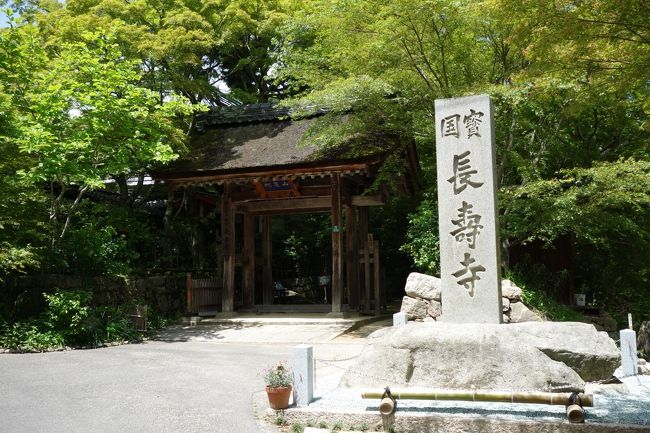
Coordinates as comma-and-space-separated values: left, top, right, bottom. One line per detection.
0, 321, 64, 352
43, 290, 91, 345
506, 268, 584, 322
0, 289, 146, 351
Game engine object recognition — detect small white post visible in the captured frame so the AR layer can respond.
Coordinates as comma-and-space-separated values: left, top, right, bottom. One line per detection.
293, 344, 314, 407
628, 313, 633, 330
393, 312, 408, 327
620, 329, 638, 377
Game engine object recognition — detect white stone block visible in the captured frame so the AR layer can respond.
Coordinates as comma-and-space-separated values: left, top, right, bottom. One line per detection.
393, 312, 408, 327
620, 329, 638, 377
293, 344, 314, 406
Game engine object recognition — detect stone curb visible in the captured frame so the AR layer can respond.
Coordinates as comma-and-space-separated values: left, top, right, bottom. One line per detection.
179, 314, 391, 328
276, 408, 649, 433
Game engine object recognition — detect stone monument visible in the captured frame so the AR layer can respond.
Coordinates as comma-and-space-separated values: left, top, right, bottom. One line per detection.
435, 94, 502, 324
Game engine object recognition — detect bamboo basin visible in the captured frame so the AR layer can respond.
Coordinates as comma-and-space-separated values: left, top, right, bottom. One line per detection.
360, 388, 594, 407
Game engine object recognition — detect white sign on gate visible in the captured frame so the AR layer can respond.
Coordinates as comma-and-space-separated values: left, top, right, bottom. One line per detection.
435, 94, 502, 324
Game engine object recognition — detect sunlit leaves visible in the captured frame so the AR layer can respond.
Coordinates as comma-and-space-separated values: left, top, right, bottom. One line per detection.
14, 30, 193, 189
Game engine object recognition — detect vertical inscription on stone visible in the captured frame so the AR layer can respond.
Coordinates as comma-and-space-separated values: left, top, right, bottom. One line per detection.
435, 95, 502, 324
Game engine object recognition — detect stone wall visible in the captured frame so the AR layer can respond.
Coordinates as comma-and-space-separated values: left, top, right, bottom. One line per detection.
400, 272, 544, 323
7, 274, 187, 316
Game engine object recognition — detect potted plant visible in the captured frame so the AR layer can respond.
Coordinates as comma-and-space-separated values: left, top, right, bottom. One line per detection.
263, 361, 293, 410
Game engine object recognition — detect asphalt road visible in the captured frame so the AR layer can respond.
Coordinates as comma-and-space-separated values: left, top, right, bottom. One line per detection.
0, 340, 294, 433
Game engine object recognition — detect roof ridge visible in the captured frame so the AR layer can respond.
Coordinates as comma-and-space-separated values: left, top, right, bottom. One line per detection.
196, 102, 327, 130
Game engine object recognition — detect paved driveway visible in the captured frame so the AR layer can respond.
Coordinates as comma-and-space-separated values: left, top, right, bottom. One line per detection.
0, 322, 372, 433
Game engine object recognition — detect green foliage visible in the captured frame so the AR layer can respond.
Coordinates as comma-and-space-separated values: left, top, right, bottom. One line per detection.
0, 289, 142, 351
14, 30, 192, 188
42, 289, 91, 344
55, 202, 151, 277
291, 422, 305, 433
274, 414, 288, 426
505, 268, 584, 322
0, 244, 40, 281
501, 160, 650, 322
402, 194, 440, 275
273, 214, 330, 277
502, 160, 650, 246
0, 321, 64, 352
0, 23, 196, 271
332, 421, 342, 432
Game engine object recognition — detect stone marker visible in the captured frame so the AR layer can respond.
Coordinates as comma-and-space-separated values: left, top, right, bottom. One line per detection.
393, 312, 408, 327
293, 344, 314, 406
435, 94, 502, 323
620, 329, 638, 377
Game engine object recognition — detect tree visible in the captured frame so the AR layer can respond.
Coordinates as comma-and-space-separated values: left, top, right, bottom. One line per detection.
6, 26, 193, 246
0, 20, 47, 280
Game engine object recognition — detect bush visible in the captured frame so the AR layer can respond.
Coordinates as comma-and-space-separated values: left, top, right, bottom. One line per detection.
43, 290, 91, 345
0, 321, 64, 352
402, 195, 440, 275
0, 289, 144, 352
506, 268, 584, 322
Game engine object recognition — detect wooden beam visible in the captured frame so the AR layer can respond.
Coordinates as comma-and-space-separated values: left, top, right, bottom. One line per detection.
331, 173, 342, 314
262, 216, 273, 305
345, 205, 359, 311
235, 195, 382, 214
221, 182, 235, 313
351, 195, 384, 207
243, 213, 255, 308
236, 196, 330, 213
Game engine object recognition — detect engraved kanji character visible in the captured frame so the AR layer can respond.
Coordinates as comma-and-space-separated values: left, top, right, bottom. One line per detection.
447, 150, 484, 195
451, 252, 486, 298
450, 201, 484, 249
441, 114, 461, 138
463, 109, 484, 138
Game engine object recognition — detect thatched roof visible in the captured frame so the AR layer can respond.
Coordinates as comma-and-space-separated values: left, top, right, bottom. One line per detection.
164, 119, 321, 175
154, 104, 383, 181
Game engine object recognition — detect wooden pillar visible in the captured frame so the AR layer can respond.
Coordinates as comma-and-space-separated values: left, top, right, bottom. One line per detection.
262, 215, 273, 305
373, 239, 381, 316
221, 182, 235, 313
359, 207, 370, 311
345, 205, 359, 310
243, 213, 255, 309
331, 173, 342, 314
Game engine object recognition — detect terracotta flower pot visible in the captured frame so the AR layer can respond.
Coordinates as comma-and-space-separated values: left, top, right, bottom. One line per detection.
266, 385, 292, 410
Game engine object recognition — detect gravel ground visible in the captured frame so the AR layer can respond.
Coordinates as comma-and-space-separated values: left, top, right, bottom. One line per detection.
306, 370, 650, 426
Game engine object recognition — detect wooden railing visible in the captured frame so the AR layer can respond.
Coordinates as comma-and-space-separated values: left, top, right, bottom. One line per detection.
186, 273, 222, 316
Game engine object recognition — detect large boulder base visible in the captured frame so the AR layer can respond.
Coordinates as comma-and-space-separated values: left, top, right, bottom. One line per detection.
341, 322, 620, 392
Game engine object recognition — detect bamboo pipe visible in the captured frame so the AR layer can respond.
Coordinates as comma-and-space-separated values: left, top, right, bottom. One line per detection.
566, 404, 585, 423
361, 388, 593, 407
